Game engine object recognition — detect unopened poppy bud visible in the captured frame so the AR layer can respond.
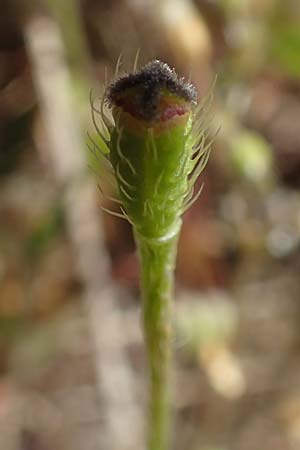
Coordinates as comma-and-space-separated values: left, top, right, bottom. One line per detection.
104, 60, 208, 240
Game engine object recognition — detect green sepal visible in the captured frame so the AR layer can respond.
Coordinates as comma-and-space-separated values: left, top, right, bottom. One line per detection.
109, 113, 194, 239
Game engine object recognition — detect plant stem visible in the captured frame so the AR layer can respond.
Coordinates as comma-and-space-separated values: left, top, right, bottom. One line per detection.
135, 225, 180, 450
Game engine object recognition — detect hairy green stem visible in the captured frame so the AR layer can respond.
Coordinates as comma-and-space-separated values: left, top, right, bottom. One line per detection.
97, 60, 211, 450
135, 225, 180, 450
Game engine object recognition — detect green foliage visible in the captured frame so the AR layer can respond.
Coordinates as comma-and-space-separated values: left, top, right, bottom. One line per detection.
230, 130, 273, 183
25, 205, 65, 262
269, 22, 300, 77
177, 300, 238, 353
0, 317, 26, 343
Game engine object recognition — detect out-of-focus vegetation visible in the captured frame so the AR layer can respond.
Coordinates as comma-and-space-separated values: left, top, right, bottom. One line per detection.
1, 1, 300, 450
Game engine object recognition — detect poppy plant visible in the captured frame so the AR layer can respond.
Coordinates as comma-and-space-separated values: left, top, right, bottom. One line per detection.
90, 59, 213, 450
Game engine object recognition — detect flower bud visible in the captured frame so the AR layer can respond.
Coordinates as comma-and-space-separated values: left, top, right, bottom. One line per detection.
105, 60, 202, 240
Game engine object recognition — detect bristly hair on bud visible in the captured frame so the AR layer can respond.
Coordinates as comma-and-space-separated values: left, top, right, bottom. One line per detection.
106, 60, 197, 122
89, 58, 215, 237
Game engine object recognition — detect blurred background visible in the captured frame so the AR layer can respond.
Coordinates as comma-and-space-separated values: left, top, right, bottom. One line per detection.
1, 1, 300, 449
